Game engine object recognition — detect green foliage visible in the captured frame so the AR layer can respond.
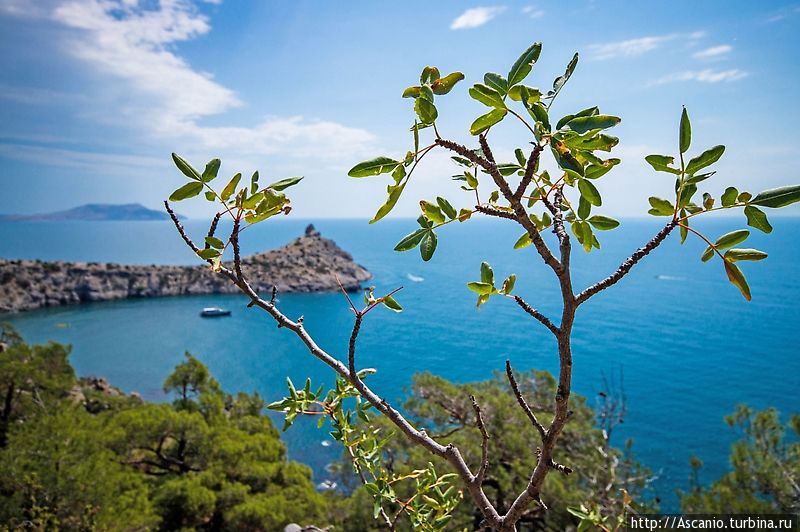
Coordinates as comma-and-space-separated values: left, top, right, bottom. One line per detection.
680, 406, 799, 514
0, 327, 329, 530
335, 371, 653, 530
643, 108, 799, 300
268, 373, 462, 530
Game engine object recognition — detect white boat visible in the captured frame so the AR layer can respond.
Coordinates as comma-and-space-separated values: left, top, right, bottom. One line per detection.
200, 307, 231, 317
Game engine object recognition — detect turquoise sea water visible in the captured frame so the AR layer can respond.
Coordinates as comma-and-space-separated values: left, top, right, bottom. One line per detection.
1, 217, 798, 510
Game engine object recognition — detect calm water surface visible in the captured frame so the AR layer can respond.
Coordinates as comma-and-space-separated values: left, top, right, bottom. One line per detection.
1, 217, 798, 510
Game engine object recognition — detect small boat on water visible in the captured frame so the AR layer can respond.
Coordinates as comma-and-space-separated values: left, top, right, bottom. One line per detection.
200, 307, 231, 317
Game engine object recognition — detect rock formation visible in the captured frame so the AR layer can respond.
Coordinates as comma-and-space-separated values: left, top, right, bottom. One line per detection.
0, 226, 371, 313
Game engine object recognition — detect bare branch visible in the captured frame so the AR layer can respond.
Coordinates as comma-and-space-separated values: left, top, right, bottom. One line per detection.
513, 295, 559, 336
436, 138, 563, 276
164, 201, 201, 255
549, 459, 573, 475
576, 221, 676, 305
348, 314, 363, 380
514, 146, 544, 203
470, 395, 490, 486
504, 361, 547, 440
475, 204, 516, 221
205, 212, 222, 244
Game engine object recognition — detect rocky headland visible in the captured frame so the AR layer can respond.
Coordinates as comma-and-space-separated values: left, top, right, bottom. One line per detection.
0, 225, 371, 313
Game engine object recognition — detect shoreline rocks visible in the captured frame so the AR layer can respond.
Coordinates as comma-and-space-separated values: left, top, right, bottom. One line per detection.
0, 225, 371, 313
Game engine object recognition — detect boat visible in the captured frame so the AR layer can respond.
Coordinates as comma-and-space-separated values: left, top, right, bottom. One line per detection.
200, 307, 231, 317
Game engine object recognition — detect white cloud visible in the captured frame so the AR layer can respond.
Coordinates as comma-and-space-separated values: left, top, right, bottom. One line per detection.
521, 5, 544, 19
649, 69, 749, 86
450, 6, 506, 30
588, 31, 705, 60
692, 45, 732, 60
3, 0, 377, 166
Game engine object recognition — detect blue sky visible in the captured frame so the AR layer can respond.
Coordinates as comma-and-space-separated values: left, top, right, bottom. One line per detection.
1, 0, 798, 218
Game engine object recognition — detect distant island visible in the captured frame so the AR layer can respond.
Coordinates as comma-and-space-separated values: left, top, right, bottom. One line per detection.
0, 203, 184, 221
0, 225, 371, 312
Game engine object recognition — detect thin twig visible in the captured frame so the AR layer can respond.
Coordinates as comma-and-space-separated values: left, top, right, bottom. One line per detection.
513, 295, 559, 336
505, 361, 547, 440
576, 221, 676, 305
470, 395, 490, 486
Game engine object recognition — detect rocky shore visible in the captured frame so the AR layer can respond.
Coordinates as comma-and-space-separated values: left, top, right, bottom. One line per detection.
0, 225, 371, 313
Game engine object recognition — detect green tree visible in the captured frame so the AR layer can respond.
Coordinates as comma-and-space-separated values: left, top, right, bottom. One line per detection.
0, 323, 74, 448
167, 39, 800, 530
680, 406, 799, 513
0, 329, 330, 531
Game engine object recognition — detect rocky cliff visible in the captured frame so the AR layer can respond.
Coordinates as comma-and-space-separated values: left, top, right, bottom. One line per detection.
0, 225, 371, 313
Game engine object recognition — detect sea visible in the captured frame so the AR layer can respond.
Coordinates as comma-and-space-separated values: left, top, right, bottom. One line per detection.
1, 217, 798, 510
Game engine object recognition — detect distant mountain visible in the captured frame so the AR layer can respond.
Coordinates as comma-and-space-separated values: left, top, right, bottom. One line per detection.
0, 203, 184, 221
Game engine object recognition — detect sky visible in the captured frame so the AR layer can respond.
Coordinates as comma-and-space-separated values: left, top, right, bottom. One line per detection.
1, 0, 799, 219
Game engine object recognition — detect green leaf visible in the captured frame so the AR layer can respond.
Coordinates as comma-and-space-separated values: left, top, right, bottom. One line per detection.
242, 191, 264, 209
204, 191, 216, 201
508, 42, 542, 87
465, 171, 479, 188
744, 205, 772, 234
578, 179, 602, 206
349, 157, 401, 178
415, 98, 438, 124
701, 246, 715, 262
648, 197, 674, 216
724, 260, 751, 301
585, 158, 620, 179
500, 274, 516, 295
483, 72, 508, 94
685, 145, 725, 175
715, 229, 749, 250
556, 106, 598, 130
645, 154, 680, 175
171, 153, 202, 181
196, 248, 219, 260
169, 181, 204, 201
550, 52, 579, 98
724, 248, 768, 262
514, 232, 532, 249
470, 108, 508, 135
394, 229, 427, 252
402, 85, 421, 98
679, 107, 691, 154
205, 236, 224, 249
420, 66, 440, 85
420, 200, 445, 224
721, 186, 738, 207
201, 158, 221, 183
467, 282, 493, 295
382, 295, 403, 312
221, 173, 241, 201
370, 181, 407, 224
268, 176, 304, 191
420, 230, 437, 261
480, 262, 494, 285
577, 195, 591, 220
431, 72, 465, 95
508, 85, 542, 103
436, 197, 457, 220
751, 185, 800, 208
587, 215, 619, 230
469, 84, 506, 108
250, 171, 259, 194
528, 101, 550, 130
564, 114, 621, 135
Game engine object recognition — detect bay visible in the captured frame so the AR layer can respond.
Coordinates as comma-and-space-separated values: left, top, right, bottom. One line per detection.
1, 217, 798, 510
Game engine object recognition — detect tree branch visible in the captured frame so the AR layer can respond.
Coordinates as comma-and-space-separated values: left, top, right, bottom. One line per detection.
470, 395, 490, 486
436, 138, 562, 276
513, 295, 559, 336
576, 221, 676, 305
504, 361, 547, 441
